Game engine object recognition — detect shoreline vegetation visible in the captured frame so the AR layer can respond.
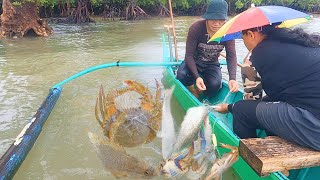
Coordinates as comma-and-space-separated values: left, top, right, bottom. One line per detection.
0, 0, 319, 38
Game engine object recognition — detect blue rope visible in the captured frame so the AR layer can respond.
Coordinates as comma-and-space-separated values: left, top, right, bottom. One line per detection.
52, 61, 181, 89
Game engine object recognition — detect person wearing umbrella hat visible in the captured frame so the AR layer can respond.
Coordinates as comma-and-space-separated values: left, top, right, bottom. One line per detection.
176, 0, 239, 99
215, 25, 320, 151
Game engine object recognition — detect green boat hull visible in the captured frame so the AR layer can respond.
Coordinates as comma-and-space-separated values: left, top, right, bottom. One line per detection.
163, 67, 285, 180
161, 32, 320, 180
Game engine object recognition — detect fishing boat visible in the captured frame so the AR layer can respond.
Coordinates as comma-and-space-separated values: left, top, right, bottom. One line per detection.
160, 31, 320, 180
0, 30, 319, 180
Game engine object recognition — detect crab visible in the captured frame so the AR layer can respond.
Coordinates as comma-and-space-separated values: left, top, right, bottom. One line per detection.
159, 96, 218, 180
88, 131, 158, 178
95, 80, 162, 148
160, 133, 215, 179
159, 87, 239, 180
204, 143, 239, 180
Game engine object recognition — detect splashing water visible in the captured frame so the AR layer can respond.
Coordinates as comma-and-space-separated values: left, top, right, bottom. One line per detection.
161, 86, 176, 160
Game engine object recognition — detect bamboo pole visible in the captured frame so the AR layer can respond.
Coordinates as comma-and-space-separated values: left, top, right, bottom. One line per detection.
219, 52, 243, 67
168, 0, 178, 61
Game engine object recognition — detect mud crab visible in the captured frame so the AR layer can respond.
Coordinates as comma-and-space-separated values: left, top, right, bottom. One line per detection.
159, 87, 239, 179
160, 129, 217, 179
88, 131, 157, 178
159, 91, 218, 179
205, 143, 239, 180
95, 80, 162, 148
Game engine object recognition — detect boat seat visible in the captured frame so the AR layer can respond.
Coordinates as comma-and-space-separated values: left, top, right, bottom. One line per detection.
239, 136, 320, 177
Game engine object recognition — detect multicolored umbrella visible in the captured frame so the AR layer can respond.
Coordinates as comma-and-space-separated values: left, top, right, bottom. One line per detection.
209, 6, 311, 43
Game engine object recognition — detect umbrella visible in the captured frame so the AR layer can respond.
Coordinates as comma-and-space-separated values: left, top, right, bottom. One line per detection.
209, 6, 311, 43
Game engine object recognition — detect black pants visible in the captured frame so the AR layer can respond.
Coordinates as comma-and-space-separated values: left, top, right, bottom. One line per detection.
232, 100, 320, 150
232, 100, 272, 138
176, 61, 222, 98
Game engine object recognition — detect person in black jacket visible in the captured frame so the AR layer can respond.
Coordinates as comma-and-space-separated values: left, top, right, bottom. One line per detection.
215, 25, 320, 151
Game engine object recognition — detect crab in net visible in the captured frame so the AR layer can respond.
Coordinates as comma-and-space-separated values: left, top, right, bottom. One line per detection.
94, 80, 162, 148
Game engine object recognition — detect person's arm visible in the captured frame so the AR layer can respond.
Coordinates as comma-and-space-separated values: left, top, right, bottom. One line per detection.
185, 25, 200, 79
213, 103, 234, 114
225, 40, 237, 81
227, 104, 234, 113
224, 40, 238, 92
185, 24, 207, 91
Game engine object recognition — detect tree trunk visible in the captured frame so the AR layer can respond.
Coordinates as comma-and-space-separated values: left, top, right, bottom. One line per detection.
66, 0, 71, 16
125, 0, 149, 20
74, 0, 94, 23
158, 2, 171, 17
0, 0, 53, 38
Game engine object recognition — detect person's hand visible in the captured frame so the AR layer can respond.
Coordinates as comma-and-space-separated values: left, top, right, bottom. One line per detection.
228, 80, 239, 92
196, 77, 206, 91
213, 103, 229, 114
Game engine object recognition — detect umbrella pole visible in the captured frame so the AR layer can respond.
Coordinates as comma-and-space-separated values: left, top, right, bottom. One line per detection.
168, 0, 178, 62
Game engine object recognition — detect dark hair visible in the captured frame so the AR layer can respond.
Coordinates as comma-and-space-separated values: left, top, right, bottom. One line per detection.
242, 25, 320, 48
311, 33, 320, 44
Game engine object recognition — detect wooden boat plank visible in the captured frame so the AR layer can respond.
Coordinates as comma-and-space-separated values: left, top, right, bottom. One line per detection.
239, 136, 320, 177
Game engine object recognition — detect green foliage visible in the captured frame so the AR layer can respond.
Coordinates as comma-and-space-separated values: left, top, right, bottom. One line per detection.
137, 0, 157, 7
9, 0, 320, 17
252, 0, 263, 6
235, 0, 244, 9
174, 0, 190, 9
91, 0, 104, 7
259, 0, 320, 11
295, 0, 320, 11
234, 0, 263, 9
12, 1, 22, 6
233, 0, 320, 12
101, 0, 126, 8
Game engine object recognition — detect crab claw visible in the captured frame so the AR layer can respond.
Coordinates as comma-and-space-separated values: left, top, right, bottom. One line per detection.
160, 159, 184, 178
184, 155, 209, 180
219, 143, 238, 154
155, 79, 161, 104
160, 143, 195, 178
123, 80, 153, 99
204, 144, 239, 180
95, 85, 105, 128
177, 143, 195, 171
